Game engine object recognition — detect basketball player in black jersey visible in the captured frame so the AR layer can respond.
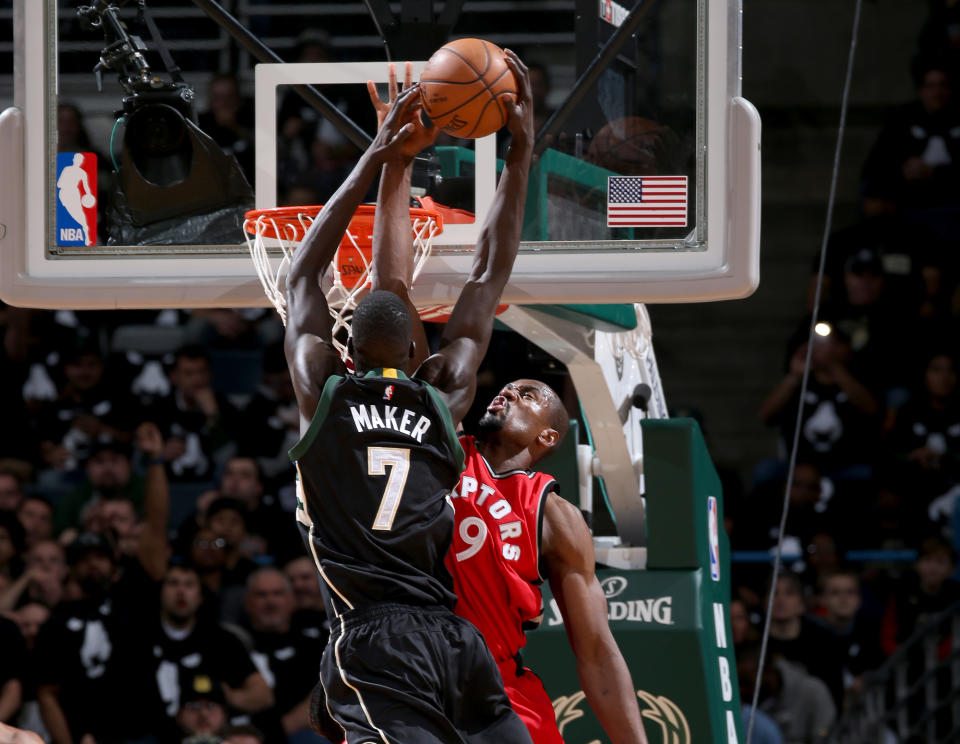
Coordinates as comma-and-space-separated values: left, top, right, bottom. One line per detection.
285, 54, 535, 744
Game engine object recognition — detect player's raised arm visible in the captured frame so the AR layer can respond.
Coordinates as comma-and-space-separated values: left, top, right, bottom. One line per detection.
367, 62, 438, 373
283, 85, 420, 422
541, 493, 648, 744
417, 50, 534, 423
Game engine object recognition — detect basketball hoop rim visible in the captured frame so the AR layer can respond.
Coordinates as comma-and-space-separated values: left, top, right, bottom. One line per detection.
243, 203, 445, 241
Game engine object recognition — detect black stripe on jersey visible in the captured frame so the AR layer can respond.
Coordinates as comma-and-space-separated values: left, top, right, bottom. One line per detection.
476, 451, 538, 480
536, 479, 558, 584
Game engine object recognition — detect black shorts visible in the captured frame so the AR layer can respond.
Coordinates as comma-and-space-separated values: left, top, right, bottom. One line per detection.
320, 603, 534, 744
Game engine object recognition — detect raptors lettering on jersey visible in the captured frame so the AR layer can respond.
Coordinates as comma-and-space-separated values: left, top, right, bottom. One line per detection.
446, 436, 558, 662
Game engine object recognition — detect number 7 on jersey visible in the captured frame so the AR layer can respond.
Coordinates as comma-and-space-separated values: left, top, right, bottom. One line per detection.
368, 446, 411, 530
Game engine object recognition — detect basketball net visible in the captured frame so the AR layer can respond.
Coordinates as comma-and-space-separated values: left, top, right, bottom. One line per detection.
243, 203, 442, 360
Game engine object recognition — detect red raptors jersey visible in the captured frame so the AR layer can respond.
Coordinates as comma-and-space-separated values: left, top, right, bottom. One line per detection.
445, 436, 558, 662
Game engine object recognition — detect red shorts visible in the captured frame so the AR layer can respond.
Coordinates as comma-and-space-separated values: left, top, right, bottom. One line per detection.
497, 657, 565, 744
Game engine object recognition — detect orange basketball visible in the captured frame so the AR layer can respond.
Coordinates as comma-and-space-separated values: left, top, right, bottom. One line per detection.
419, 38, 518, 139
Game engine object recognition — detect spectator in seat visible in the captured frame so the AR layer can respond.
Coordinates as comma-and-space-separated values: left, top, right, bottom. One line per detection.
817, 569, 884, 695
33, 425, 168, 743
0, 470, 24, 515
54, 438, 144, 535
6, 603, 50, 741
730, 598, 760, 646
37, 342, 138, 474
149, 345, 240, 482
220, 456, 300, 564
221, 723, 266, 744
16, 497, 52, 550
243, 568, 336, 743
175, 673, 230, 741
758, 327, 880, 485
205, 498, 259, 589
186, 525, 246, 624
862, 56, 960, 218
33, 532, 148, 743
131, 563, 272, 742
766, 573, 847, 708
886, 351, 960, 521
237, 343, 300, 494
738, 642, 836, 744
881, 536, 960, 655
0, 615, 27, 724
0, 513, 25, 583
198, 73, 256, 185
283, 556, 327, 627
0, 540, 67, 611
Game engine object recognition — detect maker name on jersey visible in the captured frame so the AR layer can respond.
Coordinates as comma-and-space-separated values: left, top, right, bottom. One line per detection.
350, 404, 432, 442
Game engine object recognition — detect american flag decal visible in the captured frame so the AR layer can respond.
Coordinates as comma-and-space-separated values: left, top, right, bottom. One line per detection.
606, 175, 688, 228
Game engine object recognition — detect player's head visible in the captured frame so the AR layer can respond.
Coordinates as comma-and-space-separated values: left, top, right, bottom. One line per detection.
347, 290, 414, 373
73, 152, 84, 167
478, 379, 568, 463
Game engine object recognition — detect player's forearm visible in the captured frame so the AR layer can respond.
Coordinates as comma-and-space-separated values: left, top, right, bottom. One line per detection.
289, 150, 382, 283
372, 161, 415, 293
473, 139, 532, 284
578, 643, 648, 744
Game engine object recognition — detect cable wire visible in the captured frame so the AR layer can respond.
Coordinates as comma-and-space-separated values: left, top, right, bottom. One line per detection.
745, 0, 864, 741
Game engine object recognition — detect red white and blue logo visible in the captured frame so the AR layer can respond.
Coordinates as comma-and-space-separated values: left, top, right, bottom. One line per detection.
707, 496, 720, 582
55, 152, 98, 247
383, 385, 395, 401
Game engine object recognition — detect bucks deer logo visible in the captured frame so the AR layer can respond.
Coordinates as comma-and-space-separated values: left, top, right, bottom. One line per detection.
553, 688, 690, 744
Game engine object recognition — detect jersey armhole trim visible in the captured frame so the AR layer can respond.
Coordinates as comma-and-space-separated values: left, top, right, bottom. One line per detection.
423, 382, 465, 472
536, 480, 557, 584
289, 375, 342, 462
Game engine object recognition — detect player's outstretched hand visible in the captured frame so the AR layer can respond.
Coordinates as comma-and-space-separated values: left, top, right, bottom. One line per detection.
503, 49, 534, 151
367, 62, 438, 163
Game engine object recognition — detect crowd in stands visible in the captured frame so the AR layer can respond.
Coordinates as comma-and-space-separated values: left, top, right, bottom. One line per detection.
729, 20, 960, 743
2, 2, 960, 743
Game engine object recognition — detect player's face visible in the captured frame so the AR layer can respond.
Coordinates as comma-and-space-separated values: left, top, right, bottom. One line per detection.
479, 380, 555, 444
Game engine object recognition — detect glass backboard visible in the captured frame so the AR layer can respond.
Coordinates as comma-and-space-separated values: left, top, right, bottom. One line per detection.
0, 0, 759, 310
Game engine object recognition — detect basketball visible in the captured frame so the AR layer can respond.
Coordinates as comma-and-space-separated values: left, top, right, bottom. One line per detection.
419, 38, 518, 139
81, 194, 96, 209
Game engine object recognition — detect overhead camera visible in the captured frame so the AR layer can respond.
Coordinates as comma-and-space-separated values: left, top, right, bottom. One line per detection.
76, 0, 254, 244
77, 0, 195, 121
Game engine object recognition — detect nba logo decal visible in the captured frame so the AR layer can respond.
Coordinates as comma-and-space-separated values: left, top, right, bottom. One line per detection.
707, 496, 720, 581
56, 152, 98, 247
383, 385, 395, 401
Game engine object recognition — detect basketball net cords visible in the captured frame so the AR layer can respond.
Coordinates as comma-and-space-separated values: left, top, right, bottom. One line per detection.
745, 2, 863, 743
244, 211, 439, 360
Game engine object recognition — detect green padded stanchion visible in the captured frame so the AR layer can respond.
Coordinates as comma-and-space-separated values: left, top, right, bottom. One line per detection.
523, 419, 743, 744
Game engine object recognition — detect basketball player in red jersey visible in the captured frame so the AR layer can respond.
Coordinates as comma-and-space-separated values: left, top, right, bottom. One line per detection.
368, 64, 647, 744
447, 383, 648, 744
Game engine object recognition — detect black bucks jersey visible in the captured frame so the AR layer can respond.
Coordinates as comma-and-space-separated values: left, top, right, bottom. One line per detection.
290, 368, 465, 617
